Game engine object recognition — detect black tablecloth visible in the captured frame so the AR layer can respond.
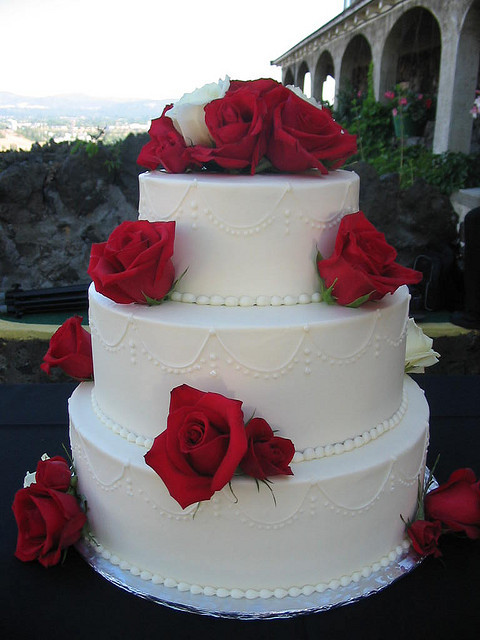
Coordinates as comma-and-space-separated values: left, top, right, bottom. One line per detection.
2, 377, 479, 640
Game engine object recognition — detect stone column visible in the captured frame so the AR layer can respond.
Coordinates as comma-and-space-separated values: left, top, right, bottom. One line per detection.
433, 6, 479, 153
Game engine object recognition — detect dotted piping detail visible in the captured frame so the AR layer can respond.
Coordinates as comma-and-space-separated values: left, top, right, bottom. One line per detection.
85, 537, 411, 600
91, 388, 407, 459
91, 390, 153, 450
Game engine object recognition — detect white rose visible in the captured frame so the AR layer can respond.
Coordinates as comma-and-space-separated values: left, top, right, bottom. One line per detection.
405, 318, 440, 373
286, 85, 322, 109
167, 76, 230, 147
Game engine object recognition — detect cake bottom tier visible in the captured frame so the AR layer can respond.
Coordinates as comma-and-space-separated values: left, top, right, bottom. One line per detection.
69, 376, 429, 599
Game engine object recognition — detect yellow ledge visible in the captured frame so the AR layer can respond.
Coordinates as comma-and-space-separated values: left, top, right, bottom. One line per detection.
0, 318, 90, 341
419, 322, 473, 338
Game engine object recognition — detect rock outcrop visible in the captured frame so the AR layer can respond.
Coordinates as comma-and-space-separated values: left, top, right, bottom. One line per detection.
0, 134, 148, 291
0, 144, 459, 294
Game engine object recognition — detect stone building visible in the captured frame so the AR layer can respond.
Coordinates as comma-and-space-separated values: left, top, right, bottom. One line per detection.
271, 0, 480, 154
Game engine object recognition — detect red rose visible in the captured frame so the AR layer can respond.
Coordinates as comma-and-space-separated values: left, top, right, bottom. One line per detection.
190, 85, 269, 173
407, 519, 443, 557
228, 78, 284, 98
41, 316, 93, 379
88, 220, 176, 305
317, 211, 422, 306
35, 456, 72, 491
145, 385, 248, 509
12, 484, 86, 567
267, 90, 357, 173
424, 468, 480, 539
137, 105, 194, 173
240, 418, 294, 480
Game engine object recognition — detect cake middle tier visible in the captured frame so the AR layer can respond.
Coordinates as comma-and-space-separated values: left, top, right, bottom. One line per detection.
89, 284, 409, 451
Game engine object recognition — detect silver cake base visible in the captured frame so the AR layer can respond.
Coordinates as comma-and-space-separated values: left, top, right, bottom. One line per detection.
75, 539, 423, 619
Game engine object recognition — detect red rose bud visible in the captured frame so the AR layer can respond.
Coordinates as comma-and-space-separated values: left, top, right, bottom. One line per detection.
88, 220, 176, 305
317, 211, 422, 306
266, 90, 357, 173
41, 316, 93, 380
35, 456, 72, 492
407, 519, 443, 557
240, 417, 295, 480
424, 468, 480, 539
145, 385, 247, 509
12, 484, 86, 567
137, 105, 194, 173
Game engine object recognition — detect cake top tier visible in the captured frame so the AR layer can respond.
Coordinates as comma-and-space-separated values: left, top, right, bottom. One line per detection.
138, 169, 359, 306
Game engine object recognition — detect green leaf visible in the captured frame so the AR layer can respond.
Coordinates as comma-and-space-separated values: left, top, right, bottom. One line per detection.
254, 156, 274, 174
172, 266, 189, 290
143, 266, 190, 306
192, 502, 201, 519
319, 277, 338, 305
143, 293, 167, 306
259, 479, 277, 507
228, 482, 239, 504
346, 291, 373, 308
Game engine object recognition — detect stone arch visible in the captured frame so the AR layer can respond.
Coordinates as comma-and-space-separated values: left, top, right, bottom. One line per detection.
340, 34, 372, 95
380, 7, 441, 98
313, 50, 335, 103
296, 61, 310, 92
283, 66, 294, 86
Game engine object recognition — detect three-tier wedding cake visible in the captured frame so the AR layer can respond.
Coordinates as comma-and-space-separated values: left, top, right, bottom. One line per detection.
68, 77, 429, 600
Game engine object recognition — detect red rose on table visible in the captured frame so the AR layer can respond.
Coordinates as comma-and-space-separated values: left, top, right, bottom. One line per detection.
424, 468, 480, 539
240, 418, 294, 480
145, 385, 248, 509
41, 316, 93, 380
88, 220, 176, 305
137, 105, 194, 173
317, 211, 422, 306
35, 456, 72, 491
407, 519, 443, 557
190, 85, 269, 173
267, 90, 357, 173
12, 483, 86, 567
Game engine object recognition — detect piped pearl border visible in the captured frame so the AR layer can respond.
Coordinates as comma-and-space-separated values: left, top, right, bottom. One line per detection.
169, 292, 322, 307
91, 388, 407, 461
292, 389, 408, 463
85, 536, 411, 600
91, 391, 154, 450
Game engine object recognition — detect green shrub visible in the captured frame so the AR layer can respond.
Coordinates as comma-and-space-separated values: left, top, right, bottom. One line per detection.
335, 63, 479, 194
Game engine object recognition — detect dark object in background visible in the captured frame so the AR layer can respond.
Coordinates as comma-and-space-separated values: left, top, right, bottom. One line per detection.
452, 207, 480, 329
0, 283, 89, 317
409, 245, 463, 320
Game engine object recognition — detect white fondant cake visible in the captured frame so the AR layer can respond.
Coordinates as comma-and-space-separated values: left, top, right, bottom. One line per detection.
69, 169, 430, 599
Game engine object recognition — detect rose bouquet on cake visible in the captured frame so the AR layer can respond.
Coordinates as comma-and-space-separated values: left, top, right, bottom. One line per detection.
137, 76, 357, 175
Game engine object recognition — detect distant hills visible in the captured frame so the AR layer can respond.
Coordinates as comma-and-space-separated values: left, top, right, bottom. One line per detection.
0, 92, 171, 123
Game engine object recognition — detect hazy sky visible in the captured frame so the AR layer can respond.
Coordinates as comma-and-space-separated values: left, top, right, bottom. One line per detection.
1, 0, 344, 100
